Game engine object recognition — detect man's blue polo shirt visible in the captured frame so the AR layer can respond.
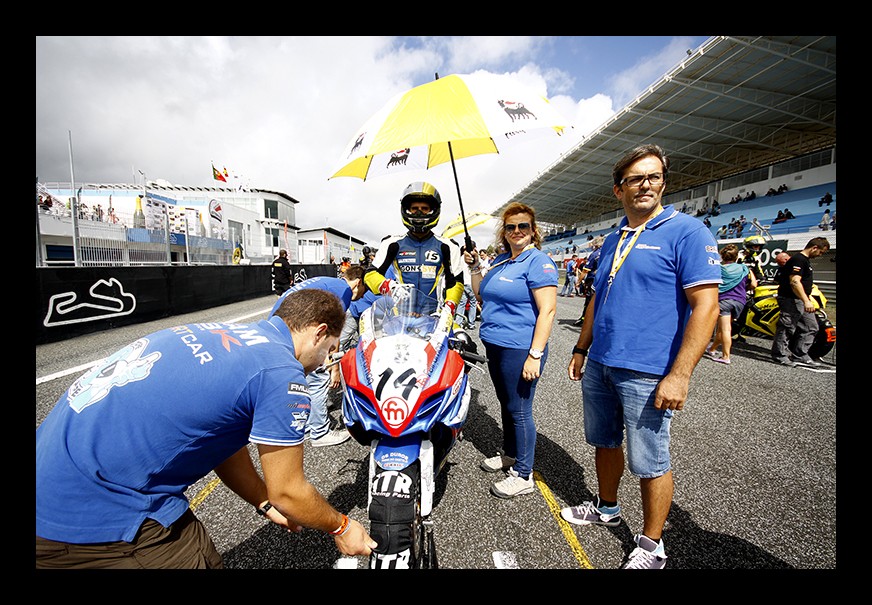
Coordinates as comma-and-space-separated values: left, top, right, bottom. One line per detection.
589, 206, 721, 375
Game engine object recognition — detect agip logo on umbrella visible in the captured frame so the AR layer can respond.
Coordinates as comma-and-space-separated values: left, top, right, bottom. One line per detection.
497, 100, 537, 122
386, 148, 410, 169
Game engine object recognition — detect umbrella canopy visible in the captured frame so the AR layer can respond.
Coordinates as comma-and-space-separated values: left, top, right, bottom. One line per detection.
330, 72, 572, 248
331, 72, 571, 181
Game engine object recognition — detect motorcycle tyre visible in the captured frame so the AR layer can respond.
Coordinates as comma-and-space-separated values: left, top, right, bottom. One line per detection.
807, 311, 835, 360
368, 460, 429, 569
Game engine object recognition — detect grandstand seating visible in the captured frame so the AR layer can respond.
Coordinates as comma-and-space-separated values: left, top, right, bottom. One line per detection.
705, 182, 836, 239
543, 181, 835, 259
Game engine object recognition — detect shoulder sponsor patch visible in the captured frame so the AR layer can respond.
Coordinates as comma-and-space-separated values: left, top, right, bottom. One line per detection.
288, 382, 309, 395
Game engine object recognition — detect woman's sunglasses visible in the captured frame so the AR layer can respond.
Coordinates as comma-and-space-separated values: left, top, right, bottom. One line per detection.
505, 222, 531, 233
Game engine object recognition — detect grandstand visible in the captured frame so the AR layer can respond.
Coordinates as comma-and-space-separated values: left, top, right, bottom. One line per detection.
544, 176, 836, 265
502, 35, 836, 265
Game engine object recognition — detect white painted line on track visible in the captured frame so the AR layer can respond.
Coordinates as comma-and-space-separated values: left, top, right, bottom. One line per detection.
333, 557, 359, 569
493, 551, 519, 569
35, 307, 272, 386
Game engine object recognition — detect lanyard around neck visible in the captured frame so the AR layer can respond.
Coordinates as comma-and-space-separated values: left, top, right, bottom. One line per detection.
609, 225, 645, 283
490, 243, 535, 271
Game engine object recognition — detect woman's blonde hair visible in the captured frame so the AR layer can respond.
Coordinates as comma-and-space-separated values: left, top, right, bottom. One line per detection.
497, 202, 542, 251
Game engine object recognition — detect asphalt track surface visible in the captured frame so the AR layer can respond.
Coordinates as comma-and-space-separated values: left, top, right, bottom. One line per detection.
35, 292, 839, 575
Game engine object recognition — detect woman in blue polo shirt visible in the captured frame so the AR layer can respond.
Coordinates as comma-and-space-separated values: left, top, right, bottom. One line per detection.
464, 202, 558, 499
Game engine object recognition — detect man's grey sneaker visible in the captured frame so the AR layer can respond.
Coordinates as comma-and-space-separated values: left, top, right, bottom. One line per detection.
622, 534, 667, 569
311, 428, 350, 447
560, 499, 621, 527
490, 468, 535, 499
773, 358, 796, 368
480, 453, 516, 473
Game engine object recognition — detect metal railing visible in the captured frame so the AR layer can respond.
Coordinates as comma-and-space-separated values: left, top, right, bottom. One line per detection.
36, 191, 234, 267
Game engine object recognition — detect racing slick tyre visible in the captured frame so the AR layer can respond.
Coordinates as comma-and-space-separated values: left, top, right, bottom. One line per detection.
368, 460, 428, 569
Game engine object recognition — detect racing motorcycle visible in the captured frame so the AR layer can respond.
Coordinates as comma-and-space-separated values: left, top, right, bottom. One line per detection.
733, 281, 836, 359
338, 287, 487, 569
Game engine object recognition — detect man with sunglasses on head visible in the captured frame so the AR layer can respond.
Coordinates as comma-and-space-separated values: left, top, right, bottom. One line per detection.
562, 144, 721, 569
365, 182, 465, 317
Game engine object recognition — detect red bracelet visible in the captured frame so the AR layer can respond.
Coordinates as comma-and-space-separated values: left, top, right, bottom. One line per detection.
330, 514, 350, 536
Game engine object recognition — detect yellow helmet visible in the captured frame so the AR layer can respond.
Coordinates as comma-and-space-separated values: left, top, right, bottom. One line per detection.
743, 235, 766, 252
400, 182, 442, 234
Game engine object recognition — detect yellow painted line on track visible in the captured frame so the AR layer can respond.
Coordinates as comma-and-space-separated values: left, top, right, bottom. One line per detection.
189, 477, 222, 510
533, 470, 595, 569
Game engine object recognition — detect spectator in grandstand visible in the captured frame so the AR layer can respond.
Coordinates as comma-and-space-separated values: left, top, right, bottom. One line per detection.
819, 209, 831, 230
704, 244, 757, 365
736, 216, 748, 238
783, 208, 795, 219
717, 225, 728, 239
766, 187, 778, 197
777, 184, 788, 193
271, 249, 293, 295
703, 217, 712, 228
463, 202, 558, 500
773, 210, 786, 224
830, 211, 836, 230
36, 288, 377, 569
560, 254, 579, 297
818, 192, 833, 207
563, 143, 720, 569
772, 236, 831, 367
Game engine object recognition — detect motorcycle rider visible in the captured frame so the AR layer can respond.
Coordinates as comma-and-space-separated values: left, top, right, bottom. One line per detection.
365, 182, 466, 318
740, 235, 767, 283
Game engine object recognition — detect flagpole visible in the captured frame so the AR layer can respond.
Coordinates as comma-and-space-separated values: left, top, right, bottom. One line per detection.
68, 130, 81, 267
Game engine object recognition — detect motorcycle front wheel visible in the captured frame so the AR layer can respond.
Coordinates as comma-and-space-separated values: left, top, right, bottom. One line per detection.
368, 460, 431, 569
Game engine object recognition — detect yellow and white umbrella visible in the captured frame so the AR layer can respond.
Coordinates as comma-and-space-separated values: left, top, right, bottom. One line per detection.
441, 211, 494, 240
330, 72, 572, 248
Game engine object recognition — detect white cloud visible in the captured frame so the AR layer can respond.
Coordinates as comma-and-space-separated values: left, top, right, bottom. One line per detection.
35, 35, 693, 249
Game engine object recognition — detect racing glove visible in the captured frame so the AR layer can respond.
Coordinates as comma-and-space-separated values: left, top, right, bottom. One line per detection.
379, 279, 411, 302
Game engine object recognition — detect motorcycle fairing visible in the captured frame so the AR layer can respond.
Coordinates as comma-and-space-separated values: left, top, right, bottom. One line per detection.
341, 328, 467, 438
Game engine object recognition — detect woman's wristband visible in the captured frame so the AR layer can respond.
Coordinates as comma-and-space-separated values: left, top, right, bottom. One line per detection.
330, 514, 350, 536
572, 346, 588, 356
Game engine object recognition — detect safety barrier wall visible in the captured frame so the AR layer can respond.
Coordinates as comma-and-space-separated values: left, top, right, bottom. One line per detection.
35, 264, 335, 345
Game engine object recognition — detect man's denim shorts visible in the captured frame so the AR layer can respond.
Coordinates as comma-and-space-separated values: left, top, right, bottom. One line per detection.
581, 358, 673, 478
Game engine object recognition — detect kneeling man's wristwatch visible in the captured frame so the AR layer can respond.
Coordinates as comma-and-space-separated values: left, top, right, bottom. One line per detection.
528, 348, 543, 359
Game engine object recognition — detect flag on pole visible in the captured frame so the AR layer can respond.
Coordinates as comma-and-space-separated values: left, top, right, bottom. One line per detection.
212, 162, 227, 183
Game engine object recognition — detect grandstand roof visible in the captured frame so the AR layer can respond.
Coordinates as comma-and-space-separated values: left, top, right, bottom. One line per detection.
503, 35, 836, 227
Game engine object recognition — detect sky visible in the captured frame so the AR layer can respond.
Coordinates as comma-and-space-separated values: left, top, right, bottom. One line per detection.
35, 36, 709, 247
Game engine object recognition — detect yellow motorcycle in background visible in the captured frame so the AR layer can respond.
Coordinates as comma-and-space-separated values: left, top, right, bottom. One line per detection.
733, 282, 836, 359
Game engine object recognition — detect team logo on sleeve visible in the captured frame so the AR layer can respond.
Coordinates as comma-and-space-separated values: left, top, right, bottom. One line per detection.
288, 382, 309, 395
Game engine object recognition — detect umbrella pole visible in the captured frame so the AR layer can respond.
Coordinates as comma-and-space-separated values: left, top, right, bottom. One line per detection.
447, 141, 474, 252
